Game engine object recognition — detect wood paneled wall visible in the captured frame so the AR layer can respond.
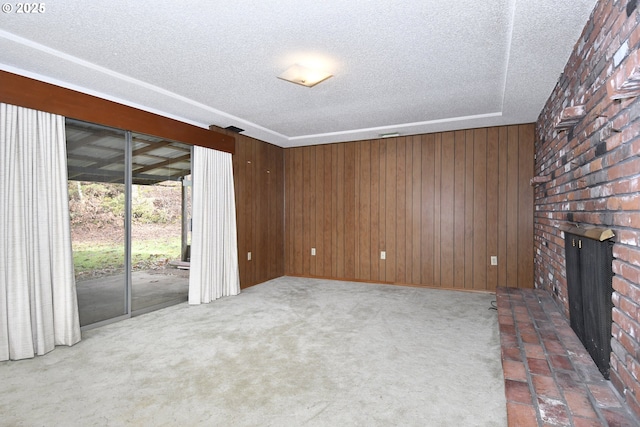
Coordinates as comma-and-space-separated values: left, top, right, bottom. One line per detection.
233, 134, 285, 288
284, 124, 535, 290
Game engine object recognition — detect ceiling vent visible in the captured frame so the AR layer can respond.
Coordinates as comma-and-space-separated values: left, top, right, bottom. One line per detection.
224, 126, 245, 133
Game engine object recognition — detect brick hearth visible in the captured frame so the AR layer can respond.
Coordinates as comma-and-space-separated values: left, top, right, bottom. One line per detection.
497, 287, 638, 426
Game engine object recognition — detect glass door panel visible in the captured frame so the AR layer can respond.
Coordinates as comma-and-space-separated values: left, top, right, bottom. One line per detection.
66, 119, 128, 327
130, 132, 191, 314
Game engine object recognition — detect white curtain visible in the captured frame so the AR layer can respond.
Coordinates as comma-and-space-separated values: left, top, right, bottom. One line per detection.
188, 146, 240, 304
0, 103, 81, 361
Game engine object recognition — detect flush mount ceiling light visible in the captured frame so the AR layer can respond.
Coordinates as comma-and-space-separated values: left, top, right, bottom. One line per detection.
277, 64, 333, 87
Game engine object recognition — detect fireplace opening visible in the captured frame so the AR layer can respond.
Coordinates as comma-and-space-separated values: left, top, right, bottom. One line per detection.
563, 226, 615, 379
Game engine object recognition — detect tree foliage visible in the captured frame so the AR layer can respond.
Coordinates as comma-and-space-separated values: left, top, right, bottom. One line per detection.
68, 181, 182, 230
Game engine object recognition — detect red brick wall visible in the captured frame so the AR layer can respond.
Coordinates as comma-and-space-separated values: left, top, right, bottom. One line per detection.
535, 0, 640, 417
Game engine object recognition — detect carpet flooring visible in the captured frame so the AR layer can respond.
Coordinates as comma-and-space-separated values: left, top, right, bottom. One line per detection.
0, 276, 506, 426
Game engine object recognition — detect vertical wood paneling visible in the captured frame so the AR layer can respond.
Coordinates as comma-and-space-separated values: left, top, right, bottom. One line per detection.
385, 139, 397, 282
265, 144, 275, 278
282, 124, 534, 290
486, 127, 500, 290
322, 145, 332, 277
234, 135, 284, 289
335, 144, 345, 278
313, 146, 323, 276
244, 139, 255, 285
378, 140, 387, 281
440, 132, 455, 287
255, 140, 268, 285
453, 130, 466, 288
411, 137, 422, 284
251, 140, 260, 285
404, 138, 412, 284
464, 129, 475, 289
497, 127, 509, 286
395, 138, 407, 283
421, 134, 435, 285
285, 147, 292, 275
274, 143, 285, 280
344, 144, 356, 278
433, 134, 442, 286
293, 148, 304, 274
354, 144, 361, 278
506, 126, 520, 286
285, 145, 294, 275
473, 129, 487, 290
331, 144, 339, 277
359, 142, 371, 280
370, 140, 381, 281
302, 147, 312, 275
518, 124, 535, 288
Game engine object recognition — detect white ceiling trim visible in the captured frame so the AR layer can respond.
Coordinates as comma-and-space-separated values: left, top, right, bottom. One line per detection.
288, 112, 504, 142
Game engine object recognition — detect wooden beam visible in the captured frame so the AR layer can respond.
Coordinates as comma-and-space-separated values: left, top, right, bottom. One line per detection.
133, 153, 191, 174
66, 131, 119, 152
0, 70, 235, 154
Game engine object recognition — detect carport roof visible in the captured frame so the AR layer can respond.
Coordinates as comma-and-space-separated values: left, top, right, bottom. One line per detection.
66, 119, 191, 185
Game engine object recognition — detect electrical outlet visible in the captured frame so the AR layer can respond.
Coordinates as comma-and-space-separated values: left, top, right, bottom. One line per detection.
380, 251, 386, 260
247, 252, 252, 261
490, 256, 498, 266
311, 248, 316, 256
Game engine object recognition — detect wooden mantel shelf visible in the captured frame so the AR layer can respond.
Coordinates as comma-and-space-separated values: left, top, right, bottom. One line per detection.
608, 49, 640, 101
608, 66, 640, 100
554, 105, 586, 131
530, 175, 552, 186
560, 225, 615, 242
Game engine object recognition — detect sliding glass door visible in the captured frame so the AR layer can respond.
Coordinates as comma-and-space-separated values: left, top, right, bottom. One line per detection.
66, 120, 129, 326
66, 119, 191, 328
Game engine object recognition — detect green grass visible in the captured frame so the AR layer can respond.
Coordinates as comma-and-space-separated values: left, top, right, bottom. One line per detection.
73, 237, 182, 275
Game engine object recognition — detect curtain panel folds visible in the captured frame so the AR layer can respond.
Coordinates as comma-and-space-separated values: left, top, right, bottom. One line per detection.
0, 103, 81, 361
188, 146, 240, 304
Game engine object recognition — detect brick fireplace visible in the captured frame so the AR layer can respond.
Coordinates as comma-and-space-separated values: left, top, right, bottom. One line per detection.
535, 0, 640, 418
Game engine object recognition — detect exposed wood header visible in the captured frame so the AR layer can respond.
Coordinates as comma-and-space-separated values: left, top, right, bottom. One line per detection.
561, 225, 615, 241
0, 70, 235, 154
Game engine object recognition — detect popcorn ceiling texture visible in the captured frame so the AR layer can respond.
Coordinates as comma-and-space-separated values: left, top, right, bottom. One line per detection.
0, 0, 596, 147
535, 0, 640, 418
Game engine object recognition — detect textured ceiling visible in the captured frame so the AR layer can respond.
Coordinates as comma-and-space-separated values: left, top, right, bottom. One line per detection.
0, 1, 597, 147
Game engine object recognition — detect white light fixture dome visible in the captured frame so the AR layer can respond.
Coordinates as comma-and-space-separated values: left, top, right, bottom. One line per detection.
278, 64, 333, 87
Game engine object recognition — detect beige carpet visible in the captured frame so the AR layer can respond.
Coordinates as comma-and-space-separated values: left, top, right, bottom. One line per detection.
0, 276, 506, 426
